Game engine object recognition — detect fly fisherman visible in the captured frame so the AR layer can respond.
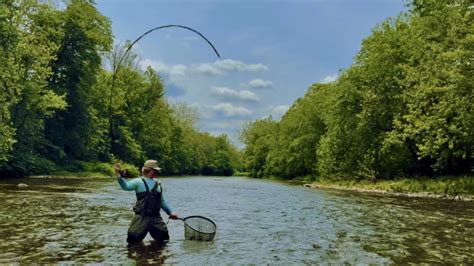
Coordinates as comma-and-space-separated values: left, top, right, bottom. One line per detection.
115, 160, 179, 245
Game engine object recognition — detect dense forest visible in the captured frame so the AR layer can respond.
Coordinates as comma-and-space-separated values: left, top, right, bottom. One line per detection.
241, 0, 473, 181
0, 0, 242, 177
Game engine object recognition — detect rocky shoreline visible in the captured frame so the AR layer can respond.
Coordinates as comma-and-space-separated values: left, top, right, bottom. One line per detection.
303, 183, 474, 201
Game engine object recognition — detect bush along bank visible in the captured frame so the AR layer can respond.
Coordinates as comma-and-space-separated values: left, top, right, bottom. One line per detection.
302, 175, 474, 201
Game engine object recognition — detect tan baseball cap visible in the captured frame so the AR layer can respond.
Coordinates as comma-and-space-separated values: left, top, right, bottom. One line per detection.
144, 160, 162, 171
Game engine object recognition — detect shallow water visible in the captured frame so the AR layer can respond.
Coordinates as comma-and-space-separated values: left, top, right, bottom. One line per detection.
0, 176, 473, 264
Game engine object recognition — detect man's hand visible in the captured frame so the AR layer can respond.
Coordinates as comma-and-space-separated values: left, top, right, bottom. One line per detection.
169, 213, 179, 220
115, 163, 122, 176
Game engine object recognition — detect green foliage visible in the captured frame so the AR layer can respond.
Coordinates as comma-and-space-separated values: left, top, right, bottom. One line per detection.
45, 0, 113, 161
385, 1, 474, 172
0, 0, 20, 162
383, 176, 474, 196
78, 161, 137, 177
55, 161, 140, 178
0, 154, 58, 177
264, 84, 329, 179
240, 117, 278, 178
0, 1, 66, 173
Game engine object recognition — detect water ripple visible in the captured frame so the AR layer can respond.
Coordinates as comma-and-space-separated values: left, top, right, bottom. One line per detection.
0, 177, 472, 264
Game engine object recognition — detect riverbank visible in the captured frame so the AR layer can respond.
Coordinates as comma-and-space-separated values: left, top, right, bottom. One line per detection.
30, 172, 111, 179
35, 161, 139, 179
300, 175, 474, 201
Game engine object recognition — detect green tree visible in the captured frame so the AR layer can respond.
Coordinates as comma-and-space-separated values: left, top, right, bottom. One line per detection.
240, 117, 278, 178
213, 135, 236, 176
45, 0, 112, 161
266, 84, 329, 179
0, 0, 21, 163
385, 0, 474, 173
0, 1, 66, 175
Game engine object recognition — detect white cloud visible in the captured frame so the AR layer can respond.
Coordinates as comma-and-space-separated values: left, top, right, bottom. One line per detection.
321, 74, 338, 84
140, 58, 268, 80
213, 103, 252, 117
195, 59, 268, 75
211, 86, 259, 102
169, 65, 188, 78
195, 64, 222, 75
139, 59, 187, 83
248, 79, 273, 89
271, 105, 290, 117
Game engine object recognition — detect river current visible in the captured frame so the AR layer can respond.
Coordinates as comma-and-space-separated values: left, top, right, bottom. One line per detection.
0, 176, 472, 264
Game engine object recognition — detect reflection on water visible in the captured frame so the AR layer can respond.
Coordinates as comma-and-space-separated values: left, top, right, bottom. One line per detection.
0, 176, 473, 264
126, 241, 169, 265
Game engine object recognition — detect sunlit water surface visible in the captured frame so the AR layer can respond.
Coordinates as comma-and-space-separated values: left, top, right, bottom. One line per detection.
0, 176, 472, 264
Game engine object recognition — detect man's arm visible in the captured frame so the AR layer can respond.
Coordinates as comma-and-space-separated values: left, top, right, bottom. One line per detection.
160, 186, 179, 219
161, 193, 172, 215
115, 163, 137, 191
118, 176, 137, 191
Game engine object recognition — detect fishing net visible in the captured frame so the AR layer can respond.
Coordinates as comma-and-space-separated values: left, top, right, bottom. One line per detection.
183, 216, 216, 241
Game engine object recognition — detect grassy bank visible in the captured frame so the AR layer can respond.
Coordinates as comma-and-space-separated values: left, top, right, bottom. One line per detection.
299, 175, 474, 200
44, 161, 242, 179
48, 161, 140, 178
233, 171, 251, 177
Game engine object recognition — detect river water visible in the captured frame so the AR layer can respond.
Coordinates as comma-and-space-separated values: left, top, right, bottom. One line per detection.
0, 176, 472, 264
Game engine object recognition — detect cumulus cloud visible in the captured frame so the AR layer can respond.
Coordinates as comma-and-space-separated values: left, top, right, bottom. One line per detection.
140, 58, 268, 79
248, 79, 273, 89
195, 64, 222, 75
211, 86, 259, 102
321, 74, 338, 84
271, 105, 290, 117
213, 103, 252, 117
195, 59, 268, 75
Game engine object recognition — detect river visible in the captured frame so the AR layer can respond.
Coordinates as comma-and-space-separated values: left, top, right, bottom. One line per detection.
0, 176, 472, 264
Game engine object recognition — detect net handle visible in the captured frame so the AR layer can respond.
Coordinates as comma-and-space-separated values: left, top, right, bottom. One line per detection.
172, 215, 217, 227
167, 215, 213, 224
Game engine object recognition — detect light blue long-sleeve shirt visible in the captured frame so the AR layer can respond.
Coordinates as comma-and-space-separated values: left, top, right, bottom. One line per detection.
117, 176, 173, 215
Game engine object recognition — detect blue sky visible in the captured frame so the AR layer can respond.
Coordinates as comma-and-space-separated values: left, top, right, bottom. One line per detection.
96, 0, 408, 146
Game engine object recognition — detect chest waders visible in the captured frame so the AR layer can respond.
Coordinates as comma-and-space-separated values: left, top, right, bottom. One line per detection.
133, 178, 162, 216
127, 178, 170, 245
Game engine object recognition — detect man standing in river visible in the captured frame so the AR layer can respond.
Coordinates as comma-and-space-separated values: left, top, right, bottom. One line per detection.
115, 160, 179, 245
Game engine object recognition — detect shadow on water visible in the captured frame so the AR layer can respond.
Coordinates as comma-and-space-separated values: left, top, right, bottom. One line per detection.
126, 241, 169, 265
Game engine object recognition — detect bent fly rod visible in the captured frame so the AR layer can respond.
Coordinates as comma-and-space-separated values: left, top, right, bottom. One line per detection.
108, 24, 221, 148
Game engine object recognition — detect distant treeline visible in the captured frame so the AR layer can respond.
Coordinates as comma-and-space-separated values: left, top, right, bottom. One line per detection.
0, 0, 241, 177
241, 1, 473, 180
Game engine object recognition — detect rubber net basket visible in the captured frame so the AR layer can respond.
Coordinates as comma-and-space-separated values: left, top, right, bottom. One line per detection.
183, 216, 216, 241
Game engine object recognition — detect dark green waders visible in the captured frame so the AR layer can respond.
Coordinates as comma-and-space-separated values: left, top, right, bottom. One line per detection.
127, 179, 169, 245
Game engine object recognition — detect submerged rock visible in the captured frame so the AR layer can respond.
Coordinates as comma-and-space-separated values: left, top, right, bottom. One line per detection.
18, 183, 28, 188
